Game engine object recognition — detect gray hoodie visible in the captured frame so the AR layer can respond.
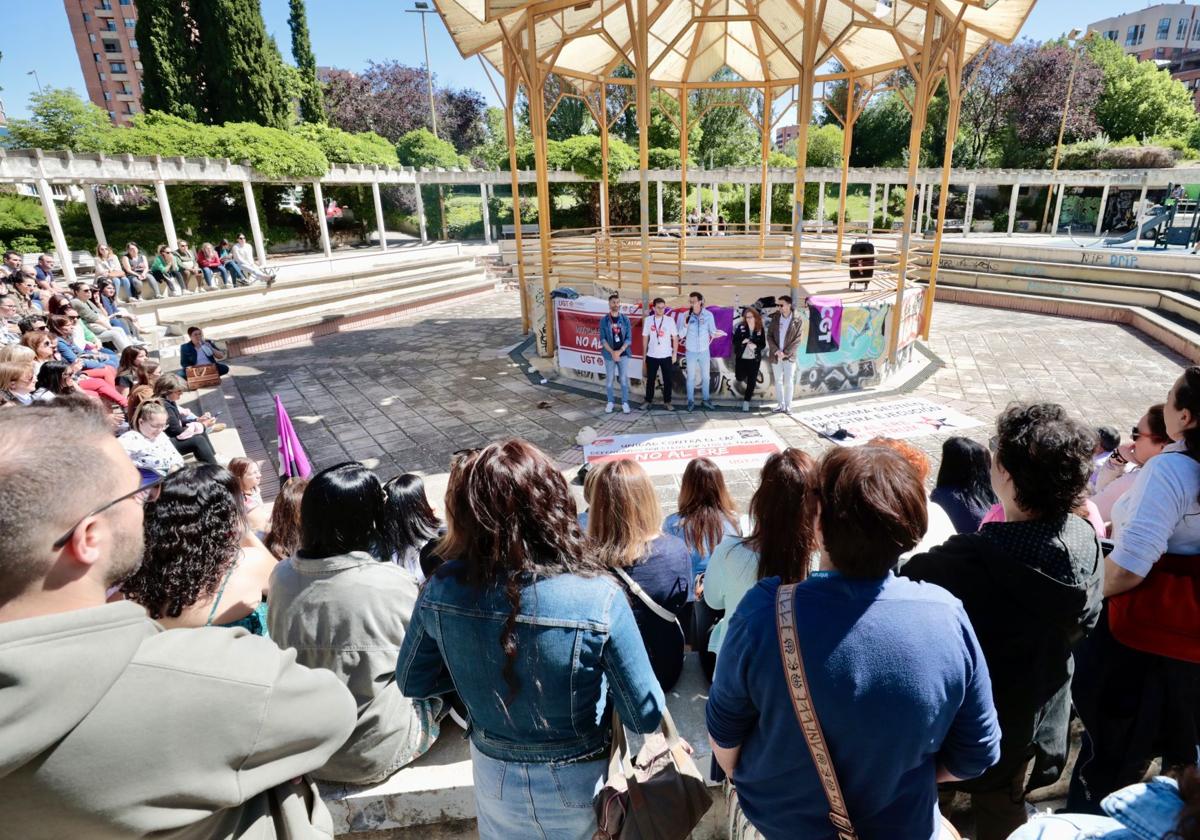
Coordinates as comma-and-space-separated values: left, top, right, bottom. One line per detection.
0, 601, 357, 839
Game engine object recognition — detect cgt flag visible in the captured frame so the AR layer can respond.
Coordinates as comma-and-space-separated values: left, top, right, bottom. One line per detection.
806, 295, 843, 354
275, 395, 313, 480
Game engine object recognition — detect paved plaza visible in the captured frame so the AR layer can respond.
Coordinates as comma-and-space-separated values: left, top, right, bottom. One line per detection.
228, 290, 1188, 513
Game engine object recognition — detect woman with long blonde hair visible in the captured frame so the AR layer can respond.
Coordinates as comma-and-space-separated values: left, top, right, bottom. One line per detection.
589, 458, 691, 690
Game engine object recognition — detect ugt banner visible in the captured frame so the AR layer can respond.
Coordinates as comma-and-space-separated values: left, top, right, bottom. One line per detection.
555, 296, 646, 374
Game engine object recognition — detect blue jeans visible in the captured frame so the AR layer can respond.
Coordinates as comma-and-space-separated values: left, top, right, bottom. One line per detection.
470, 742, 604, 840
1006, 814, 1130, 839
685, 351, 710, 405
604, 355, 629, 404
110, 274, 133, 300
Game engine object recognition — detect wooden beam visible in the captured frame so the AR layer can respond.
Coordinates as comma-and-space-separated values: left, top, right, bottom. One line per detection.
523, 17, 558, 355
787, 0, 824, 303
503, 44, 531, 334
834, 73, 858, 263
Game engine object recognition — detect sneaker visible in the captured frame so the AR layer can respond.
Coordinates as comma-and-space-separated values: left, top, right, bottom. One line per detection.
642, 401, 653, 411
447, 706, 469, 730
663, 403, 674, 412
784, 407, 793, 416
771, 406, 784, 413
702, 400, 715, 411
622, 402, 631, 414
742, 400, 750, 412
686, 403, 694, 413
605, 402, 614, 414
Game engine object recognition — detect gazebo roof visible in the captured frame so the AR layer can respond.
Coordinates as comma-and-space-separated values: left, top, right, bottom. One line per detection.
434, 0, 1034, 88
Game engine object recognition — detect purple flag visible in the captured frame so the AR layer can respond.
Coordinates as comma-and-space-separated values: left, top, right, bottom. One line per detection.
275, 395, 313, 480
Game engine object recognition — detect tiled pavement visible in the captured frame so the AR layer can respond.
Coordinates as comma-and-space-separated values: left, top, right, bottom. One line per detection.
229, 290, 1188, 512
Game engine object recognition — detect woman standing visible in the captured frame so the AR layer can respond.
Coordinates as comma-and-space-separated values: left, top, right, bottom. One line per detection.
397, 440, 664, 840
733, 307, 767, 412
663, 457, 740, 680
122, 464, 273, 636
379, 473, 444, 582
703, 448, 818, 658
930, 437, 997, 535
589, 458, 691, 691
707, 445, 1001, 840
1068, 368, 1200, 814
269, 462, 440, 784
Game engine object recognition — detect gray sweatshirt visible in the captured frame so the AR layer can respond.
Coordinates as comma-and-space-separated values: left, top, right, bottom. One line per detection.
0, 601, 357, 839
268, 551, 433, 785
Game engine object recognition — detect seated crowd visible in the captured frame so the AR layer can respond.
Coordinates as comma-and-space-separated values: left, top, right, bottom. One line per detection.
0, 366, 1198, 840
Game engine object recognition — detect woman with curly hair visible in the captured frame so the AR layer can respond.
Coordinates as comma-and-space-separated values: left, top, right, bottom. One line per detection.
264, 477, 307, 560
397, 440, 665, 839
121, 464, 275, 636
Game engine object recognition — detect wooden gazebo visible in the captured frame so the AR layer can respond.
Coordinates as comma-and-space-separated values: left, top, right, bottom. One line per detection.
432, 0, 1036, 359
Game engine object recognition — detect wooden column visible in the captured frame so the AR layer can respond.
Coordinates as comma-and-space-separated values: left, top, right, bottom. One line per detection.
921, 35, 965, 340
633, 0, 652, 309
834, 77, 857, 262
679, 84, 689, 272
787, 0, 819, 304
886, 3, 938, 363
759, 84, 771, 257
503, 45, 530, 334
599, 81, 611, 235
522, 21, 557, 352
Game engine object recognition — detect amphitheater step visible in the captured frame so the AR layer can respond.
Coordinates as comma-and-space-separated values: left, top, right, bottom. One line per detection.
914, 251, 1200, 293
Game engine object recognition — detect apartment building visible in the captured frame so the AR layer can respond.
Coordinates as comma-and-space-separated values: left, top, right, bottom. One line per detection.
1088, 3, 1200, 63
62, 0, 143, 125
774, 124, 800, 151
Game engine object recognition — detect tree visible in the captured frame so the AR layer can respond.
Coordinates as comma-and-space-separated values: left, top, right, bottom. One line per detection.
293, 124, 398, 166
324, 61, 439, 143
1003, 41, 1102, 157
438, 88, 488, 153
136, 0, 206, 122
1088, 36, 1199, 142
850, 91, 910, 167
958, 43, 1025, 167
396, 128, 469, 169
784, 123, 843, 166
288, 0, 326, 124
647, 90, 703, 154
7, 88, 112, 152
693, 71, 761, 167
189, 0, 291, 128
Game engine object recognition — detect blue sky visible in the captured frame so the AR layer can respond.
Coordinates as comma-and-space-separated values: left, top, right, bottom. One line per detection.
1, 0, 1139, 121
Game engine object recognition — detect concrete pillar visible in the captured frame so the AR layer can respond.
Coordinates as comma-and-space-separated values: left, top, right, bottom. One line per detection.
882, 183, 891, 229
84, 185, 107, 248
866, 182, 876, 234
917, 182, 927, 233
312, 181, 332, 258
154, 180, 178, 251
414, 183, 428, 244
1051, 184, 1065, 236
743, 182, 750, 228
35, 178, 77, 285
964, 183, 976, 237
1007, 183, 1020, 236
1095, 184, 1110, 236
656, 181, 663, 231
765, 180, 773, 228
1134, 182, 1149, 242
242, 180, 267, 264
372, 181, 389, 251
479, 183, 491, 245
816, 180, 826, 234
695, 183, 702, 217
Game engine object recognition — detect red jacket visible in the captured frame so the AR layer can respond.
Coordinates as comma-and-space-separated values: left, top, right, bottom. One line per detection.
197, 252, 221, 269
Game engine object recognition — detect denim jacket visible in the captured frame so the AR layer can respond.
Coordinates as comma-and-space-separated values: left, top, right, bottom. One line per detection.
396, 562, 665, 763
599, 313, 633, 363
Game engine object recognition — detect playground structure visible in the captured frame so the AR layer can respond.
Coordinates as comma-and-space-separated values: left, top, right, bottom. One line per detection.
1102, 187, 1200, 250
432, 0, 1038, 378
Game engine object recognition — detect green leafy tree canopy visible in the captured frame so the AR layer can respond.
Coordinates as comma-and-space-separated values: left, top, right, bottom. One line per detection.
288, 0, 326, 124
7, 88, 112, 152
1088, 36, 1199, 142
396, 128, 470, 168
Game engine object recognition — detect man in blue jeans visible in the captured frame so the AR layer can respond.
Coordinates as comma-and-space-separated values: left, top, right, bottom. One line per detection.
678, 291, 721, 412
599, 294, 632, 414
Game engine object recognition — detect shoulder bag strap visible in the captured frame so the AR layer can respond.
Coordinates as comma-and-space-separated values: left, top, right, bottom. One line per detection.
775, 583, 858, 840
613, 566, 682, 626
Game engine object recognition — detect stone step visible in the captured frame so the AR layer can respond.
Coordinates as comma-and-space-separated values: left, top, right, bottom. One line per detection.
914, 251, 1200, 292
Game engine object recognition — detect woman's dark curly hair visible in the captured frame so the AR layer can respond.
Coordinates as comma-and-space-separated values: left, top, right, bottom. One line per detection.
439, 439, 604, 700
121, 464, 244, 620
994, 402, 1096, 519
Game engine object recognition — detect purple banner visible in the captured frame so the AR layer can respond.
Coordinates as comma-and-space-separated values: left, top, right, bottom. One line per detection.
674, 305, 734, 358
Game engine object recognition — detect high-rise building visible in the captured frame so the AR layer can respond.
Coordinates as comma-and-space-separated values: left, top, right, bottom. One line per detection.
1087, 3, 1200, 63
774, 124, 800, 151
62, 0, 143, 125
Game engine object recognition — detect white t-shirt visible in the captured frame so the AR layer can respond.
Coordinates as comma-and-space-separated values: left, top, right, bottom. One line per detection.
642, 313, 678, 359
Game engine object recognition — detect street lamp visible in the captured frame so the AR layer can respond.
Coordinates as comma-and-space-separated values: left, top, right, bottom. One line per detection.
407, 1, 448, 240
1041, 29, 1091, 234
26, 70, 42, 92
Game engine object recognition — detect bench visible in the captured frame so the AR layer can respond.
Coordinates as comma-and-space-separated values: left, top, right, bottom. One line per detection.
321, 652, 726, 838
500, 224, 541, 238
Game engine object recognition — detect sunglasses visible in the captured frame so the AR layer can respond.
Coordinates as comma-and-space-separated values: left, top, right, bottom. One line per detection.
51, 470, 171, 550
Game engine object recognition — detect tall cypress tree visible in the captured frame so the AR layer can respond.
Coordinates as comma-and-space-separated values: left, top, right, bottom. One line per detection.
190, 0, 291, 128
288, 0, 325, 124
136, 0, 206, 122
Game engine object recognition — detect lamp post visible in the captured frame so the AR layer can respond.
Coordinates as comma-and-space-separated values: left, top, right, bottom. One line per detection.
407, 1, 448, 241
1041, 29, 1090, 234
26, 70, 42, 92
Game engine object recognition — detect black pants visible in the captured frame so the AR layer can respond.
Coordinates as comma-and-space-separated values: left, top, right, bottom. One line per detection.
645, 356, 674, 405
735, 358, 762, 402
690, 597, 721, 682
1067, 607, 1200, 813
170, 432, 218, 465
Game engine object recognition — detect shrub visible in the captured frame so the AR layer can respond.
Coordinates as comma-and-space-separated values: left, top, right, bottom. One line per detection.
9, 234, 45, 254
1096, 145, 1178, 169
991, 211, 1009, 231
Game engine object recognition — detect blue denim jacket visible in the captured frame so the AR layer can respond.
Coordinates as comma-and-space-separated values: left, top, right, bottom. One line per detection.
599, 313, 632, 363
396, 562, 665, 763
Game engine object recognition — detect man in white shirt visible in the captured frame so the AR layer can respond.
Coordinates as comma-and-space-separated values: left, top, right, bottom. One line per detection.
642, 297, 678, 411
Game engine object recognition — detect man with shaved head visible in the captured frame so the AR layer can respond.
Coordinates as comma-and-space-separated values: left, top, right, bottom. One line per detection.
0, 405, 356, 838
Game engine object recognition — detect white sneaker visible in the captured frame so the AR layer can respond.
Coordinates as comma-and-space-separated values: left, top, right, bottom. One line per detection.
605, 402, 614, 413
742, 400, 750, 412
622, 402, 631, 414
